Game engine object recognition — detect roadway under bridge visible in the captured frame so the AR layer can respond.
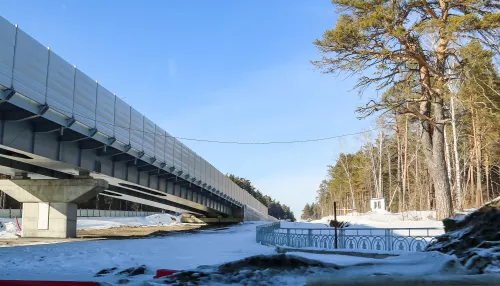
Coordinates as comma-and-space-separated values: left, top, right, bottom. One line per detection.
0, 16, 272, 237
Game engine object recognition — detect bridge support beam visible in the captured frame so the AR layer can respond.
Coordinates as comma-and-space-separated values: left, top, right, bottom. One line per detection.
0, 179, 108, 238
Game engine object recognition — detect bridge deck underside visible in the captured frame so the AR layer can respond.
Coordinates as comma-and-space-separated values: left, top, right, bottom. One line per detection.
0, 15, 268, 218
0, 103, 237, 217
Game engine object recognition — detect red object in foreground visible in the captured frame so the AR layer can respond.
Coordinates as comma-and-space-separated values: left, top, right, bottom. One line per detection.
0, 281, 100, 286
154, 269, 177, 278
15, 216, 22, 231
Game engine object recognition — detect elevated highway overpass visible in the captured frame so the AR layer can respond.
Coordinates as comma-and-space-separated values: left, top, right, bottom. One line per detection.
0, 16, 271, 237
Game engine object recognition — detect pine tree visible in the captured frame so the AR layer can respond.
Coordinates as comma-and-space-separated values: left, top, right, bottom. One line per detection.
313, 1, 500, 219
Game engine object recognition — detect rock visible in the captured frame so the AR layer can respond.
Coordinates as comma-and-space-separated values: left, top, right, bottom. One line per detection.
328, 220, 347, 228
116, 278, 129, 284
128, 265, 146, 276
95, 267, 117, 277
117, 267, 134, 276
275, 247, 287, 254
442, 218, 458, 232
117, 265, 146, 276
218, 254, 329, 274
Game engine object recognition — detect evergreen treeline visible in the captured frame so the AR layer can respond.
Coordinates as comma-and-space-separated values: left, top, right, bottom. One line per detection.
227, 174, 295, 221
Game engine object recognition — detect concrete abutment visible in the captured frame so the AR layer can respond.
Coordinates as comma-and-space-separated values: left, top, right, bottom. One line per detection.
0, 178, 108, 238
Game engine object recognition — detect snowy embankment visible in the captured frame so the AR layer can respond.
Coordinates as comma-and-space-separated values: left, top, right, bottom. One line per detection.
0, 219, 19, 239
282, 211, 445, 240
0, 213, 180, 238
76, 213, 181, 230
312, 210, 443, 229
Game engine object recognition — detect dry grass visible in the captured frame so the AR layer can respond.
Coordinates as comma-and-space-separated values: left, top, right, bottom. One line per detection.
0, 223, 218, 247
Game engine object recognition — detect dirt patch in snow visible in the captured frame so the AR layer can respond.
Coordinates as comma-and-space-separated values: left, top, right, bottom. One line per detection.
77, 224, 205, 238
0, 223, 230, 247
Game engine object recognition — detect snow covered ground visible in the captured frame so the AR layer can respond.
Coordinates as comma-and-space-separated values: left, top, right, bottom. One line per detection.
270, 211, 446, 254
312, 210, 444, 229
0, 220, 480, 285
1, 211, 494, 285
288, 211, 444, 235
0, 222, 276, 283
0, 214, 496, 285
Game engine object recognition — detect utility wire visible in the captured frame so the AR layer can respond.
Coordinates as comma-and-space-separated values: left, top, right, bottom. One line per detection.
41, 99, 377, 145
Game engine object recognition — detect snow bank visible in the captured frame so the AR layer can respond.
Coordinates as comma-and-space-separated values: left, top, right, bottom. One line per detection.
280, 221, 330, 229
1, 214, 180, 238
154, 250, 472, 285
0, 219, 19, 239
0, 222, 276, 283
77, 213, 180, 230
312, 210, 443, 229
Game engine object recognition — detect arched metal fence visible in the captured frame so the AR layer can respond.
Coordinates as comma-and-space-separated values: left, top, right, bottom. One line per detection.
256, 222, 444, 252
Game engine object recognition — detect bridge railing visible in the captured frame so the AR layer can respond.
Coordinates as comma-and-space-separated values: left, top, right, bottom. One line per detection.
256, 223, 444, 252
0, 208, 160, 218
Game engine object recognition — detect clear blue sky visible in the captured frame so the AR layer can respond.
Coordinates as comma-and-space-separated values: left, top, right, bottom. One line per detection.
2, 0, 376, 217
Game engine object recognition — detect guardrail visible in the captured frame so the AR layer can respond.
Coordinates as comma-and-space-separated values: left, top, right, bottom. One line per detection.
0, 209, 160, 218
256, 222, 444, 252
77, 209, 159, 218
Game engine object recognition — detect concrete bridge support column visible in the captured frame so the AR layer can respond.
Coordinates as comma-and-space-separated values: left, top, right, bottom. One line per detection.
0, 178, 108, 238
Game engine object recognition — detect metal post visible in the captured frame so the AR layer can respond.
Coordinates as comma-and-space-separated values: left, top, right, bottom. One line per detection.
334, 201, 338, 249
308, 229, 312, 247
385, 229, 392, 251
287, 228, 290, 247
339, 228, 345, 249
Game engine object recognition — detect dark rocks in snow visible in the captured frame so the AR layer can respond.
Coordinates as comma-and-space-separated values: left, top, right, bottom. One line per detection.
117, 267, 135, 276
128, 265, 147, 276
328, 220, 349, 228
95, 267, 117, 277
117, 265, 147, 276
159, 254, 340, 285
426, 197, 500, 274
218, 254, 333, 274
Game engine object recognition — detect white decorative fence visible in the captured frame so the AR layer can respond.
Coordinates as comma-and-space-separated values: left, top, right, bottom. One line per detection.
256, 222, 444, 252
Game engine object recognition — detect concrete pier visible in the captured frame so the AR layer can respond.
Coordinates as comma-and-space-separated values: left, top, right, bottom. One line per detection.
0, 179, 108, 238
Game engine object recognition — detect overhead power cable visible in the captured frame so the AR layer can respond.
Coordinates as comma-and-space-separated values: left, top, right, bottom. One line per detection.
18, 96, 378, 145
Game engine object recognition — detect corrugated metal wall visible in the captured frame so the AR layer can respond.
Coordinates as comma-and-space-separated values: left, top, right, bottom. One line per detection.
0, 16, 268, 215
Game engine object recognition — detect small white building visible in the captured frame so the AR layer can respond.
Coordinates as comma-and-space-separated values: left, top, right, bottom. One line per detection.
370, 198, 386, 212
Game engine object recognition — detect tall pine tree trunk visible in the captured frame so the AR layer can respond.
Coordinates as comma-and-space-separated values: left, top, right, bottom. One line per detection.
420, 101, 453, 219
416, 137, 421, 211
485, 154, 490, 202
396, 115, 403, 212
444, 126, 453, 197
471, 107, 483, 207
419, 63, 453, 219
403, 115, 409, 211
387, 144, 392, 201
378, 130, 384, 198
450, 96, 463, 210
